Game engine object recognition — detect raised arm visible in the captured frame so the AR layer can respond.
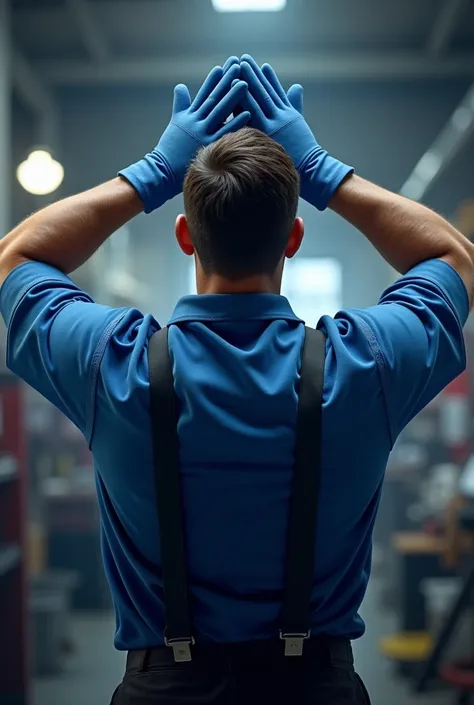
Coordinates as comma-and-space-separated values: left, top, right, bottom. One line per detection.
238, 56, 474, 304
239, 55, 353, 212
0, 63, 250, 283
330, 174, 474, 305
0, 178, 142, 281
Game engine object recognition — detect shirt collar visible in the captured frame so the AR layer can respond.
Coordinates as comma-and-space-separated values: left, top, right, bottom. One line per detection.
169, 294, 302, 324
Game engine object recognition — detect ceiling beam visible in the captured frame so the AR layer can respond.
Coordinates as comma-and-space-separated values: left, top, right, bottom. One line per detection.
426, 0, 470, 57
66, 0, 109, 63
400, 81, 474, 201
37, 52, 474, 86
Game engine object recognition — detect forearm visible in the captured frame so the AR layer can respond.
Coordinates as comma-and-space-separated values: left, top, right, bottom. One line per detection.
330, 174, 474, 303
0, 177, 143, 283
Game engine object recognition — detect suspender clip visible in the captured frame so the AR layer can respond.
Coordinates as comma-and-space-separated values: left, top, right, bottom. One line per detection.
279, 631, 311, 657
165, 636, 195, 663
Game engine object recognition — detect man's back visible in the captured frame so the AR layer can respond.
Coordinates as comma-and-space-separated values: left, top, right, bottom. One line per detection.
4, 260, 463, 651
96, 293, 383, 650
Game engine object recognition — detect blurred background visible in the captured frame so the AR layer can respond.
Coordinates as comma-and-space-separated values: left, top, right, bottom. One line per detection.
0, 0, 474, 703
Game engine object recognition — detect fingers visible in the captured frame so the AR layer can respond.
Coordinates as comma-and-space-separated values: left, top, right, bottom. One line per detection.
224, 59, 244, 118
197, 64, 241, 118
183, 57, 293, 138
229, 77, 244, 117
215, 110, 251, 141
223, 56, 240, 72
231, 78, 266, 129
261, 63, 289, 104
240, 54, 284, 107
206, 80, 249, 130
192, 66, 224, 111
287, 84, 304, 114
172, 84, 192, 114
240, 61, 275, 118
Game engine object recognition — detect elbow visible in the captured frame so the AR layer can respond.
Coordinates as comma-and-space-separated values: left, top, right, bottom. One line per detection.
444, 243, 474, 309
0, 243, 30, 286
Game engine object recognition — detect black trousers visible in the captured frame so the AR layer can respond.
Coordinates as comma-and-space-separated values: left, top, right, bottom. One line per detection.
111, 637, 371, 705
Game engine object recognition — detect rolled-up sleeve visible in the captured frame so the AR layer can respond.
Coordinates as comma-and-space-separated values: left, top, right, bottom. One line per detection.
353, 259, 469, 443
0, 261, 128, 436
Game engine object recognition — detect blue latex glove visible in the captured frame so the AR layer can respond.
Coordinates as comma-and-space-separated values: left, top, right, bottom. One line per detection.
223, 56, 240, 72
286, 84, 304, 115
119, 64, 250, 213
224, 56, 303, 120
239, 55, 353, 211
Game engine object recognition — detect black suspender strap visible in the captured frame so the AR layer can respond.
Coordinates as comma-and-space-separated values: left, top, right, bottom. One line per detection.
148, 327, 194, 663
148, 324, 326, 662
280, 326, 326, 656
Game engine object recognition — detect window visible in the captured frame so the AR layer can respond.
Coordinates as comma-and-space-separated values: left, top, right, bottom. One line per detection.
188, 257, 342, 325
188, 262, 197, 295
282, 258, 342, 325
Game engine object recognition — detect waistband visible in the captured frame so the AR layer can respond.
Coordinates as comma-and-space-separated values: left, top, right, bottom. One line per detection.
126, 636, 353, 673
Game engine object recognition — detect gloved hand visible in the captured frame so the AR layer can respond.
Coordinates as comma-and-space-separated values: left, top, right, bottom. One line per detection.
224, 56, 303, 123
119, 63, 250, 213
239, 55, 353, 211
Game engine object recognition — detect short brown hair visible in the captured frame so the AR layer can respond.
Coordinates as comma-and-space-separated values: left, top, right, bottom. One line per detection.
183, 127, 299, 278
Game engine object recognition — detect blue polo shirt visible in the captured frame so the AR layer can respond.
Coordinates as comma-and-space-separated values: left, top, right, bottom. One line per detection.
0, 258, 468, 650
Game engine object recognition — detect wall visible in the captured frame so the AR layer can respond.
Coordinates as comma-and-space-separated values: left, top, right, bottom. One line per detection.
10, 97, 40, 228
0, 0, 11, 236
45, 77, 472, 317
426, 131, 474, 218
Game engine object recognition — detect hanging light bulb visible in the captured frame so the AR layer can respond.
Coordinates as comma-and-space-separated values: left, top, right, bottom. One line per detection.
17, 149, 64, 196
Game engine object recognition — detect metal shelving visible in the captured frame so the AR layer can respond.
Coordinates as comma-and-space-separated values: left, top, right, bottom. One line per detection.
0, 544, 21, 576
0, 377, 29, 705
0, 455, 18, 484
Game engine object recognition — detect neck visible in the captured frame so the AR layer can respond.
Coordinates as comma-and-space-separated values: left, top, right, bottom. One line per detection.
197, 273, 281, 295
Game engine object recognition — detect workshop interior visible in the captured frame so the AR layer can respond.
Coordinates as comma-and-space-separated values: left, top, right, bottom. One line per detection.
1, 0, 474, 704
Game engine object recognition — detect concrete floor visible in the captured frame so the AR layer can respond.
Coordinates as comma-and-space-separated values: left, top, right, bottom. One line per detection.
33, 579, 452, 705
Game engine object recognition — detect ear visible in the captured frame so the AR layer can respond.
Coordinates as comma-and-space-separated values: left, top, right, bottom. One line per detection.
285, 217, 304, 259
175, 214, 194, 256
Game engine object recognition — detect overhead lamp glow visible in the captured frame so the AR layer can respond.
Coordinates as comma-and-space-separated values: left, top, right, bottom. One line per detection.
17, 149, 64, 196
212, 0, 286, 12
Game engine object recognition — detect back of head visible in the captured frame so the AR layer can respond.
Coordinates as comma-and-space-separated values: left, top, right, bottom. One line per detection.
183, 127, 299, 279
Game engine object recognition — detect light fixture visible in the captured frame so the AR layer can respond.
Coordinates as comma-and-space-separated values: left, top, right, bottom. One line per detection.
16, 149, 64, 196
212, 0, 286, 12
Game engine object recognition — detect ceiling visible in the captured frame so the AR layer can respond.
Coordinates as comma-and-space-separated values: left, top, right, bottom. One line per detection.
9, 0, 474, 203
9, 0, 474, 87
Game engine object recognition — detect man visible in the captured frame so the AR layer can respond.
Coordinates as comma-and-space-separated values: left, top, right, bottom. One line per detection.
1, 54, 473, 705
